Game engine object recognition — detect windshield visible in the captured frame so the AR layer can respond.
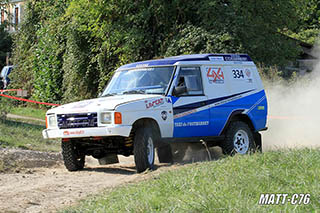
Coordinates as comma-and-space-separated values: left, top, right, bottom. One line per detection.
101, 66, 175, 96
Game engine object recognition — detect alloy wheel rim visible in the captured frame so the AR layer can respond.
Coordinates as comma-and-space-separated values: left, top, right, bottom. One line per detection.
233, 129, 249, 154
147, 137, 154, 164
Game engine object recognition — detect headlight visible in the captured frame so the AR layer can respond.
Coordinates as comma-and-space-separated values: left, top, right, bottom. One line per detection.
100, 112, 112, 124
46, 115, 57, 128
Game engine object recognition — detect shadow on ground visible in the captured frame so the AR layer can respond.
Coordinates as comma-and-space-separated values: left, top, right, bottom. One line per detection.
171, 143, 224, 164
83, 165, 137, 175
81, 144, 224, 175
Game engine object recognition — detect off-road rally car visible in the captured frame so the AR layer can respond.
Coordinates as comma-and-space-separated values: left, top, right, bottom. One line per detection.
43, 54, 268, 173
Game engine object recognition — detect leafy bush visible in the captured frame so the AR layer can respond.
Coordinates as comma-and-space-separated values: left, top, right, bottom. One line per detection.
12, 0, 313, 103
0, 97, 12, 120
32, 1, 69, 104
165, 24, 240, 56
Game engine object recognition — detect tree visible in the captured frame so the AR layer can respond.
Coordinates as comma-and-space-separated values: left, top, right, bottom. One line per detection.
0, 26, 12, 69
12, 0, 308, 103
0, 1, 12, 69
11, 0, 45, 93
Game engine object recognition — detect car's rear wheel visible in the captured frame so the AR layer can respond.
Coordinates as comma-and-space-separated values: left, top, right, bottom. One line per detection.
221, 121, 256, 155
61, 141, 85, 171
133, 127, 155, 173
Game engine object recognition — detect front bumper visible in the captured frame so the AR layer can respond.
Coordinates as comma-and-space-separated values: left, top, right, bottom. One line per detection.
42, 125, 132, 139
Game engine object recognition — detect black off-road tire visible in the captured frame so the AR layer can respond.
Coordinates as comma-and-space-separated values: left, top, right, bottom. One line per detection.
133, 127, 155, 173
221, 121, 256, 155
157, 143, 173, 163
61, 141, 85, 171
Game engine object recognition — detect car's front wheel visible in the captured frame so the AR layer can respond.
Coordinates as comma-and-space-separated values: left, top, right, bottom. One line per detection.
133, 127, 155, 173
61, 141, 85, 171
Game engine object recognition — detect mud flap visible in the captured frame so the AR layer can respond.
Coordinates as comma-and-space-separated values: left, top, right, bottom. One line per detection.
98, 154, 119, 165
254, 132, 262, 152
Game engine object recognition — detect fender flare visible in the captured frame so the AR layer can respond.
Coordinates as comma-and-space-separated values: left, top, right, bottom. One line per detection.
220, 110, 255, 136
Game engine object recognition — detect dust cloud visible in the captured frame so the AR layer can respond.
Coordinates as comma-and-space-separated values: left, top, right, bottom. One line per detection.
263, 43, 320, 150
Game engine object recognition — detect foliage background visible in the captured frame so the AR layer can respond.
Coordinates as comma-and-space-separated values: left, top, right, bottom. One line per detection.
7, 0, 320, 104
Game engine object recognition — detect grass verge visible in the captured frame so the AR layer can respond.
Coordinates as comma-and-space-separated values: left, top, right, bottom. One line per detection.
0, 119, 59, 152
63, 149, 320, 212
9, 106, 47, 120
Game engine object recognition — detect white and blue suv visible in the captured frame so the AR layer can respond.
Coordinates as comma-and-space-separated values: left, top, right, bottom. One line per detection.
43, 54, 268, 172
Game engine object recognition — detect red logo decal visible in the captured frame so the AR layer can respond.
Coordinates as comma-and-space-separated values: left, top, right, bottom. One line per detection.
63, 130, 84, 136
207, 68, 224, 84
145, 98, 164, 109
245, 69, 251, 77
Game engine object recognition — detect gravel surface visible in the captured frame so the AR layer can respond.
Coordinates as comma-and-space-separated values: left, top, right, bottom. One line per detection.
0, 145, 222, 213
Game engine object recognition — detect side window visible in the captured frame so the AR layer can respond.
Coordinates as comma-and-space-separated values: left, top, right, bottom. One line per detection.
176, 67, 203, 96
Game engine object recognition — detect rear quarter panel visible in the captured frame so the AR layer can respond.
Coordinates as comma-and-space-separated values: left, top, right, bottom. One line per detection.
203, 63, 267, 135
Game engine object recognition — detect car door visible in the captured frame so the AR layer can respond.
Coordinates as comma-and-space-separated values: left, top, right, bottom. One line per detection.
170, 66, 210, 138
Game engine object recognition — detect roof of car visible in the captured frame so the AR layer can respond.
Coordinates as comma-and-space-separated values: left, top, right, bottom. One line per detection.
118, 54, 252, 69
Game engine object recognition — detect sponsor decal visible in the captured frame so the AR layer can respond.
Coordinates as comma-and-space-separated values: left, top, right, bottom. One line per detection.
245, 95, 266, 114
136, 64, 149, 68
166, 97, 172, 103
175, 121, 209, 127
206, 67, 224, 84
174, 109, 197, 119
145, 98, 164, 109
161, 111, 168, 120
63, 130, 84, 136
209, 56, 224, 61
214, 95, 243, 107
232, 68, 253, 83
173, 90, 254, 118
224, 55, 248, 61
245, 69, 251, 77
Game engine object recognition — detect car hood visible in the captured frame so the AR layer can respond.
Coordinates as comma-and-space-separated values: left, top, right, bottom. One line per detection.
47, 94, 162, 114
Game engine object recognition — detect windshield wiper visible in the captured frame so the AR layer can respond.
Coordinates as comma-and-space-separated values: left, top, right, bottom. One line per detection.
122, 90, 146, 94
101, 93, 117, 97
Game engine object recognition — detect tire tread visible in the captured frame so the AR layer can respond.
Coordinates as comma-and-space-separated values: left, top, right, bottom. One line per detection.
61, 141, 85, 171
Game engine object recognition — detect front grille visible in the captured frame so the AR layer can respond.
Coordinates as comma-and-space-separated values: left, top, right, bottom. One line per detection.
57, 113, 98, 129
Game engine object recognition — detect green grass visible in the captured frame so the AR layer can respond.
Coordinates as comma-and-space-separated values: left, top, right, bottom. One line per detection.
0, 119, 59, 152
9, 106, 47, 120
63, 149, 320, 212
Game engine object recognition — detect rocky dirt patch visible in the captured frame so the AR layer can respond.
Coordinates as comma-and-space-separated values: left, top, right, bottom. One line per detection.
0, 148, 62, 172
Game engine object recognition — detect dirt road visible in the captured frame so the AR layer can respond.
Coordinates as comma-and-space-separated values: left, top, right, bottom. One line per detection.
0, 145, 222, 213
0, 154, 170, 213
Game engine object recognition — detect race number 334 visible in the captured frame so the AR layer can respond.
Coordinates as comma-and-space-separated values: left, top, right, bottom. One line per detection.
232, 69, 244, 78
